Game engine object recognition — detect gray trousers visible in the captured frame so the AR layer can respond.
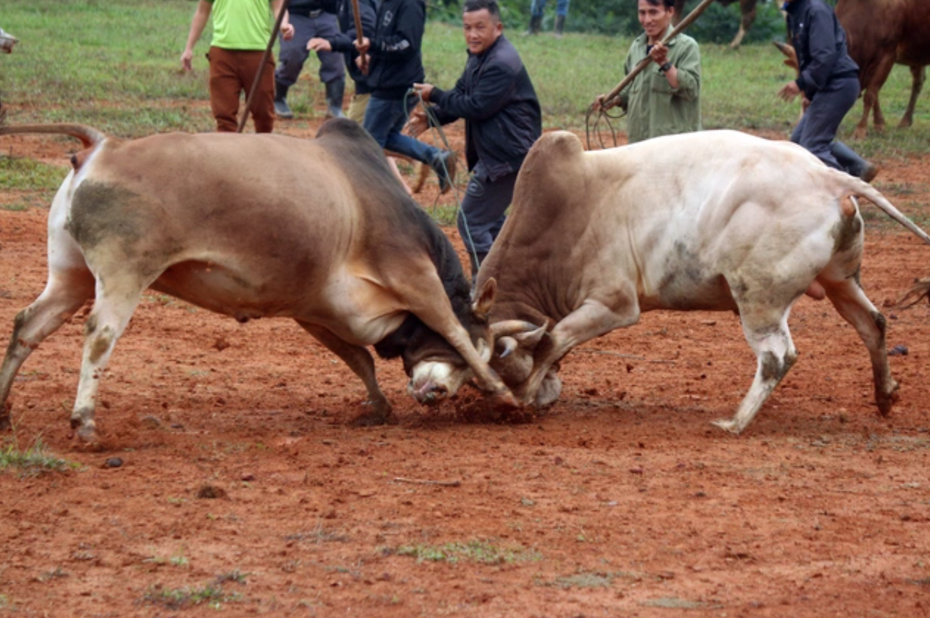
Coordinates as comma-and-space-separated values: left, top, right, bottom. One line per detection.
274, 12, 345, 88
791, 75, 863, 172
458, 163, 517, 272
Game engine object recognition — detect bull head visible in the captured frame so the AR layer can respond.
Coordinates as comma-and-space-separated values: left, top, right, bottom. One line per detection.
407, 278, 499, 405
490, 321, 562, 408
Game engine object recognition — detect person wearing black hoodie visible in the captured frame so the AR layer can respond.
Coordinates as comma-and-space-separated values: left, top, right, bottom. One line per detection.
409, 0, 542, 274
778, 0, 876, 181
355, 0, 457, 194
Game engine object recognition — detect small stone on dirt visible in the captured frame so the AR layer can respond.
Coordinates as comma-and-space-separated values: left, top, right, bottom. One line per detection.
140, 415, 161, 429
213, 337, 230, 351
889, 344, 909, 356
241, 473, 255, 481
104, 457, 123, 468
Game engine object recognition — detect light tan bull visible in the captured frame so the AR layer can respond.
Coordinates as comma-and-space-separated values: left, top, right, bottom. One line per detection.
436, 130, 930, 434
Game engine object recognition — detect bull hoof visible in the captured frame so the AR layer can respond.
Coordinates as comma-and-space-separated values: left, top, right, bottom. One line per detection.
711, 418, 743, 434
349, 399, 395, 427
876, 382, 900, 418
492, 391, 520, 411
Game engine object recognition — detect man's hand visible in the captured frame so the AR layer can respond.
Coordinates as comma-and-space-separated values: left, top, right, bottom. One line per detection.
413, 82, 435, 103
355, 53, 370, 71
308, 37, 332, 52
648, 42, 669, 65
281, 22, 295, 41
354, 36, 370, 55
778, 80, 801, 102
181, 49, 194, 72
405, 108, 429, 138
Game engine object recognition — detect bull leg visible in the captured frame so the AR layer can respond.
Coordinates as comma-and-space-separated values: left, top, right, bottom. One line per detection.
728, 0, 756, 49
0, 268, 95, 430
900, 65, 925, 129
522, 297, 640, 406
822, 277, 897, 416
297, 321, 393, 426
712, 309, 798, 434
70, 274, 147, 442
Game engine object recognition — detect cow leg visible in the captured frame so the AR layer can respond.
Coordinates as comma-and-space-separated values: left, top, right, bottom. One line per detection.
297, 322, 393, 426
0, 268, 95, 430
522, 297, 640, 406
70, 275, 147, 442
728, 0, 757, 49
900, 65, 925, 129
712, 309, 798, 434
822, 277, 897, 416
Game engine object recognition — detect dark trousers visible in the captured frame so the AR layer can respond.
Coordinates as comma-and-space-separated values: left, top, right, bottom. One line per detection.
363, 94, 441, 165
791, 75, 860, 171
208, 47, 275, 133
458, 163, 517, 272
274, 12, 345, 87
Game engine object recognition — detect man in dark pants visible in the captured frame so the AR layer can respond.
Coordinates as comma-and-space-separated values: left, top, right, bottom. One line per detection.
310, 0, 378, 123
778, 0, 876, 181
355, 0, 457, 194
274, 0, 346, 119
410, 0, 541, 275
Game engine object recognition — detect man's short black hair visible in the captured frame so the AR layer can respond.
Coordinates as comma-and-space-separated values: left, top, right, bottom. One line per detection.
463, 0, 501, 20
641, 0, 675, 9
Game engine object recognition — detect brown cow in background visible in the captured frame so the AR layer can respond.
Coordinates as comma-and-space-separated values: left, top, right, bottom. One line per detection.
836, 0, 930, 138
672, 0, 761, 48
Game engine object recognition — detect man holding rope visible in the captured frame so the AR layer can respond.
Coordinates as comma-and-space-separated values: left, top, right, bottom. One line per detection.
595, 0, 701, 143
408, 0, 541, 276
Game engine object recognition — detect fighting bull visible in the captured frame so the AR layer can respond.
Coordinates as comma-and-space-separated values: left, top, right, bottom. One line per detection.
431, 130, 930, 434
0, 119, 514, 442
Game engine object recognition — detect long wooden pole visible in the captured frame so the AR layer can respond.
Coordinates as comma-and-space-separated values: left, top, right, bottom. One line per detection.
597, 0, 716, 109
350, 0, 369, 74
238, 0, 291, 133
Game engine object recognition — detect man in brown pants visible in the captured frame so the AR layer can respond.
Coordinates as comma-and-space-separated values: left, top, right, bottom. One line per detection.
182, 0, 294, 133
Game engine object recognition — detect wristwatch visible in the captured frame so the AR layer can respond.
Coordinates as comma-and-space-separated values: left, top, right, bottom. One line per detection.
658, 61, 673, 73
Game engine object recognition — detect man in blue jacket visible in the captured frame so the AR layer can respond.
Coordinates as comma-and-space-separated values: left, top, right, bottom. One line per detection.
355, 0, 456, 194
778, 0, 876, 181
409, 0, 542, 275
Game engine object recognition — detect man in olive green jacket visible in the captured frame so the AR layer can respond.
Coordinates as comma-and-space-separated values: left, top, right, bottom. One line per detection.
598, 0, 701, 144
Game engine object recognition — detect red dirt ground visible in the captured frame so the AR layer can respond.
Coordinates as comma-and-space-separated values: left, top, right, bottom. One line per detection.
2, 117, 930, 617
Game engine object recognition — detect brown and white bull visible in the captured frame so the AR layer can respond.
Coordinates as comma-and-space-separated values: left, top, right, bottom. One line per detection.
0, 119, 514, 442
434, 130, 930, 434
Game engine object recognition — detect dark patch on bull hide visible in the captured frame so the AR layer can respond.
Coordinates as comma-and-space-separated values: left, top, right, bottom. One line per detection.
760, 351, 783, 382
831, 208, 862, 254
67, 181, 147, 252
6, 310, 26, 359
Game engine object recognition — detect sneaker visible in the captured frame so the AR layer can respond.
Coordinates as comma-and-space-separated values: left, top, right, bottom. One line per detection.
431, 150, 457, 194
860, 161, 879, 183
274, 99, 294, 119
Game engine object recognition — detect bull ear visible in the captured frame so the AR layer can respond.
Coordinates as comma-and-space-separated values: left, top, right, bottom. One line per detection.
471, 277, 497, 319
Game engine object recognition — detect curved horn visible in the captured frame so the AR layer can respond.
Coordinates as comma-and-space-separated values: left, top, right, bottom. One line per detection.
496, 336, 518, 359
0, 123, 106, 149
489, 320, 544, 339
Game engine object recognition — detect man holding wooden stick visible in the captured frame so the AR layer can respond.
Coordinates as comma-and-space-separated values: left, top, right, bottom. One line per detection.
594, 0, 701, 144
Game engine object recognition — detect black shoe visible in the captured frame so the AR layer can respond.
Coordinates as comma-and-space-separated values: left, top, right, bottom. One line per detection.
860, 161, 879, 183
431, 150, 457, 194
274, 98, 294, 119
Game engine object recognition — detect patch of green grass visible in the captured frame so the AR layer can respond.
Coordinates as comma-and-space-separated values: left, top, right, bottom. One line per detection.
394, 539, 541, 565
0, 437, 77, 477
142, 582, 242, 610
0, 157, 67, 191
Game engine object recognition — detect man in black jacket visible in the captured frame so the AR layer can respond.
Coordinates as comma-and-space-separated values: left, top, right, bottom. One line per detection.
355, 0, 457, 194
409, 0, 542, 274
778, 0, 876, 181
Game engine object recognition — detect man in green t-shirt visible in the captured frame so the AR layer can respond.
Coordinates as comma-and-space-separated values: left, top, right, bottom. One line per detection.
182, 0, 294, 133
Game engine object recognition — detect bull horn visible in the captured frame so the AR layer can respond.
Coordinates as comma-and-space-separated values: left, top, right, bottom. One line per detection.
497, 336, 518, 359
489, 320, 545, 339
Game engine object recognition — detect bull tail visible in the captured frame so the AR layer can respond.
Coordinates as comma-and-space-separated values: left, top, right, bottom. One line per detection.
0, 123, 106, 150
827, 167, 930, 245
